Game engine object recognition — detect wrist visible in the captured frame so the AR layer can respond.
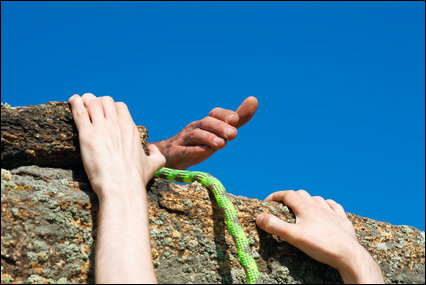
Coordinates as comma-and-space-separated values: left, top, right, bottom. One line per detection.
95, 182, 148, 207
337, 243, 384, 284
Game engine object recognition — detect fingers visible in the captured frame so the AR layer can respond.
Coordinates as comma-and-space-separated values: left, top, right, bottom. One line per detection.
235, 96, 258, 128
147, 144, 166, 175
326, 199, 346, 215
115, 101, 135, 126
81, 93, 104, 124
184, 128, 227, 149
264, 190, 308, 214
68, 94, 91, 132
100, 96, 117, 120
312, 196, 331, 209
256, 213, 297, 243
198, 116, 237, 141
209, 107, 240, 126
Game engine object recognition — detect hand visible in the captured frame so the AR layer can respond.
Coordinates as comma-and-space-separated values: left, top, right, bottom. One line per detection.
256, 190, 384, 284
69, 93, 165, 200
153, 96, 258, 169
69, 93, 163, 284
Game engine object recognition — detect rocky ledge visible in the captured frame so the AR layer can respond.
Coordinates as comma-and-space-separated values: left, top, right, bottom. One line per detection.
1, 103, 425, 284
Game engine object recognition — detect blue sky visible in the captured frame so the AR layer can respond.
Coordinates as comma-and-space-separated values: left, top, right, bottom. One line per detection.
2, 1, 424, 230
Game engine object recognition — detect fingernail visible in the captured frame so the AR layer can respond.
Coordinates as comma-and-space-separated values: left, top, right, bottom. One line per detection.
257, 214, 265, 223
227, 114, 237, 124
214, 137, 224, 146
225, 128, 235, 138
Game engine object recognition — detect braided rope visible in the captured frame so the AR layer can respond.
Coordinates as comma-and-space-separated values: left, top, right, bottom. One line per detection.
154, 167, 260, 284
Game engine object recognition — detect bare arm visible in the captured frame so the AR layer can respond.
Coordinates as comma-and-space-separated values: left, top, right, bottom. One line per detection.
256, 190, 384, 284
69, 93, 165, 284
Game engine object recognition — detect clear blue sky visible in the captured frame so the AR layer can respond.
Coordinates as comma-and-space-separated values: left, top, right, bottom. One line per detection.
2, 1, 424, 230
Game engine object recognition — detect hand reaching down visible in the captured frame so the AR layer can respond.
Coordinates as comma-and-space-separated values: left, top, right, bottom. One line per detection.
152, 96, 258, 169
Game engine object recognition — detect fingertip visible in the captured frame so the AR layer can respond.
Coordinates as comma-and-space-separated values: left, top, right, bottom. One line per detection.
148, 143, 160, 155
69, 94, 80, 103
214, 137, 226, 149
246, 96, 259, 106
148, 144, 166, 168
264, 193, 274, 201
256, 213, 265, 225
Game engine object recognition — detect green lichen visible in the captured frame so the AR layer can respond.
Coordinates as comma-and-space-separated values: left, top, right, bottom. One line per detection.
26, 275, 46, 284
269, 206, 277, 214
47, 200, 58, 209
182, 264, 192, 273
35, 193, 50, 203
46, 212, 64, 224
27, 251, 39, 262
1, 275, 14, 284
158, 211, 167, 221
1, 169, 12, 181
32, 185, 46, 192
49, 187, 59, 194
184, 199, 193, 208
33, 240, 48, 251
60, 242, 87, 263
38, 251, 49, 263
1, 180, 17, 192
376, 243, 388, 251
60, 178, 69, 186
400, 225, 414, 234
11, 208, 19, 218
163, 250, 171, 259
56, 277, 68, 284
281, 205, 289, 213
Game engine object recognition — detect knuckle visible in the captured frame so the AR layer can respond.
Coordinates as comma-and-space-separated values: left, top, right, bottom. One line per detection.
82, 92, 95, 98
313, 196, 324, 202
187, 120, 199, 129
188, 129, 198, 141
116, 101, 128, 110
101, 95, 114, 103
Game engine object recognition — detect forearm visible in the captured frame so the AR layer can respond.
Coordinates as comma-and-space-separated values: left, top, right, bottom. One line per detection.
95, 187, 157, 284
337, 243, 384, 284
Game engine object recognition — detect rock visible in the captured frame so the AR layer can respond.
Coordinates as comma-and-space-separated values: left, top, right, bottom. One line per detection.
1, 102, 149, 169
1, 103, 425, 284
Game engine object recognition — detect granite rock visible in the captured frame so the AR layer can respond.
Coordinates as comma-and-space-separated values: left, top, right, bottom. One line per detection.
1, 103, 425, 284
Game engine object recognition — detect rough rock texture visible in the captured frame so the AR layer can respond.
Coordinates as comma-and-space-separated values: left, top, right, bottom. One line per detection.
1, 103, 425, 284
1, 102, 149, 169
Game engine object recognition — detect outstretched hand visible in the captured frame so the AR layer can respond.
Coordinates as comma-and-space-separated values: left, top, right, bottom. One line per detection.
153, 96, 258, 169
256, 190, 384, 284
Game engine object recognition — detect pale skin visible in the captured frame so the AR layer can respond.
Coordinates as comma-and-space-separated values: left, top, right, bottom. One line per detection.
69, 93, 383, 284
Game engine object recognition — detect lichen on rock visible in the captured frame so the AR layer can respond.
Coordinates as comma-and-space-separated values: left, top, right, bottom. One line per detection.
1, 103, 425, 284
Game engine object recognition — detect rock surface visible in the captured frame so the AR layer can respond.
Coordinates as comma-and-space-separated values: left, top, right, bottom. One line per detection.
1, 102, 149, 169
1, 103, 425, 284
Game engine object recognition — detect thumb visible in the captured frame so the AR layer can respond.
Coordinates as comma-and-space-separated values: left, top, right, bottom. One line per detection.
147, 144, 166, 176
256, 213, 297, 243
235, 96, 258, 128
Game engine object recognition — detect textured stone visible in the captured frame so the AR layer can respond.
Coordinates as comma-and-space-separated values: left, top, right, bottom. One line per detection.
1, 103, 425, 284
1, 102, 149, 170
